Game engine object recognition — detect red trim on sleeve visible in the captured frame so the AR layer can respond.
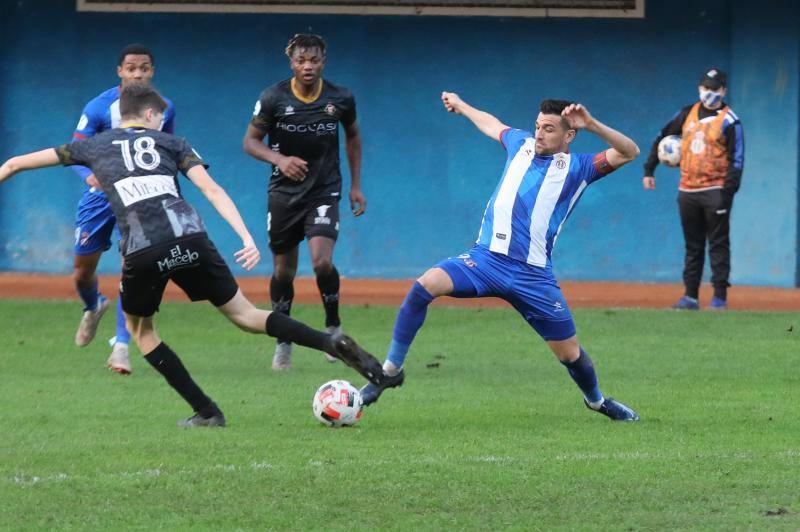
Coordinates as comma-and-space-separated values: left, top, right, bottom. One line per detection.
499, 127, 511, 148
593, 150, 617, 176
72, 132, 88, 140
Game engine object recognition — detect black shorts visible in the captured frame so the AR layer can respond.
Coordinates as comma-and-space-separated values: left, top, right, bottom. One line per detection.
268, 195, 339, 254
121, 234, 239, 317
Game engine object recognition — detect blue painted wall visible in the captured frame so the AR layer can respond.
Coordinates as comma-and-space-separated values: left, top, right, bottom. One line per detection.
1, 0, 798, 285
728, 0, 799, 286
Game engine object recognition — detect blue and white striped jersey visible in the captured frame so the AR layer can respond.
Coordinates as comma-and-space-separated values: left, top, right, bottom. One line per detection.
72, 86, 175, 207
476, 128, 615, 268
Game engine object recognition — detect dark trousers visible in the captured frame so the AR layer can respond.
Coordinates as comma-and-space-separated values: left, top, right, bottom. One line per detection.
678, 189, 731, 300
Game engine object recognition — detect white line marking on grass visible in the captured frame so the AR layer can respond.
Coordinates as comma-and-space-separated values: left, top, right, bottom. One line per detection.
470, 455, 514, 463
7, 450, 798, 487
9, 462, 279, 487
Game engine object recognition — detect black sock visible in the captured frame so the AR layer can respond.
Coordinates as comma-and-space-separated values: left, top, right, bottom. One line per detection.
713, 284, 728, 301
316, 265, 341, 328
145, 342, 216, 417
560, 348, 603, 404
265, 312, 331, 353
270, 276, 294, 344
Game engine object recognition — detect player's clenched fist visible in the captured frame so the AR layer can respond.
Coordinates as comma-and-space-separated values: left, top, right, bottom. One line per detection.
561, 103, 595, 130
441, 92, 465, 114
278, 155, 308, 181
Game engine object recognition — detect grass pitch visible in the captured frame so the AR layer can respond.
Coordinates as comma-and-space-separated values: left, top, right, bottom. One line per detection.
1, 300, 799, 530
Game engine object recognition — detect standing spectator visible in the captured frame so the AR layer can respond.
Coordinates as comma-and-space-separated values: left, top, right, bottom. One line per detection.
643, 68, 744, 310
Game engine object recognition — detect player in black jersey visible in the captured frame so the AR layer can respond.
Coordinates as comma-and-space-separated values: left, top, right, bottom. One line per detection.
243, 33, 365, 371
0, 84, 384, 427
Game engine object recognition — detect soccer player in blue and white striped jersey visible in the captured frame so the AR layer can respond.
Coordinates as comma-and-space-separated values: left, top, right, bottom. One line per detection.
362, 93, 641, 421
70, 44, 175, 376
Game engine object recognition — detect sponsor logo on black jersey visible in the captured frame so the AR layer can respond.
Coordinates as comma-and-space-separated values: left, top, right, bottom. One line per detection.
276, 121, 337, 135
157, 244, 199, 273
114, 174, 179, 207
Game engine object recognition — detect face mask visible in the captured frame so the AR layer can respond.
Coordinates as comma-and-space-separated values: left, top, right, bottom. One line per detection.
699, 88, 723, 108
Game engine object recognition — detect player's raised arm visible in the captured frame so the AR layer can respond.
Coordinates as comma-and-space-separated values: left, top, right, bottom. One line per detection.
562, 103, 640, 168
441, 92, 509, 142
0, 149, 61, 185
185, 165, 260, 271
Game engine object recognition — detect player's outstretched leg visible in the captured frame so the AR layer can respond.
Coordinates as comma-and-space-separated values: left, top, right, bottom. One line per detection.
128, 314, 225, 428
107, 298, 133, 374
218, 290, 383, 384
550, 337, 639, 422
361, 269, 453, 405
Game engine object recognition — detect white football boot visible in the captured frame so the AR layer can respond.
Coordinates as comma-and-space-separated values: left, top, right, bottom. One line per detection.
271, 342, 293, 370
107, 342, 132, 375
74, 296, 110, 347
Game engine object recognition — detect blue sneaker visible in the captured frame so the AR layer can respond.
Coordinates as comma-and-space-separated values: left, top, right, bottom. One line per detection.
585, 397, 640, 421
671, 296, 699, 310
709, 296, 727, 310
360, 369, 405, 406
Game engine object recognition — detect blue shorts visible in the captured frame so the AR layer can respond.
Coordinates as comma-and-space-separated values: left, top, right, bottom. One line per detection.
74, 191, 118, 256
436, 245, 576, 341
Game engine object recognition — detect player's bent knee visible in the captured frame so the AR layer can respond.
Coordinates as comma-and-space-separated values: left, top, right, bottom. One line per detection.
547, 335, 580, 362
312, 259, 333, 276
272, 268, 297, 283
72, 265, 94, 285
417, 268, 453, 297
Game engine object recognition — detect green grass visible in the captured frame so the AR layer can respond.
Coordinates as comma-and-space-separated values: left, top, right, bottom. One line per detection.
1, 300, 799, 530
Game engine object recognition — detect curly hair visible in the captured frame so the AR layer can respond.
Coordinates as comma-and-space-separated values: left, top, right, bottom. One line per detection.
285, 33, 326, 58
118, 43, 154, 66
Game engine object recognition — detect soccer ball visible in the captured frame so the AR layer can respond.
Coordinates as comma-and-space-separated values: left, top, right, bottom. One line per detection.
657, 135, 682, 167
312, 380, 363, 427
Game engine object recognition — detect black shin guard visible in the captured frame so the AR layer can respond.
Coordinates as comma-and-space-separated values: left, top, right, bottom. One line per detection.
269, 276, 294, 344
316, 266, 341, 328
145, 342, 216, 416
265, 312, 330, 353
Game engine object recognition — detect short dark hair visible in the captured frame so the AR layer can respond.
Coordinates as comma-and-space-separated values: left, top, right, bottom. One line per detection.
539, 99, 574, 130
119, 84, 167, 119
118, 43, 154, 66
285, 33, 326, 58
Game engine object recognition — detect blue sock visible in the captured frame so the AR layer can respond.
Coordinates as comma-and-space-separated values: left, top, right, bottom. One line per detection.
115, 298, 131, 344
561, 348, 603, 404
77, 279, 99, 311
386, 282, 434, 369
